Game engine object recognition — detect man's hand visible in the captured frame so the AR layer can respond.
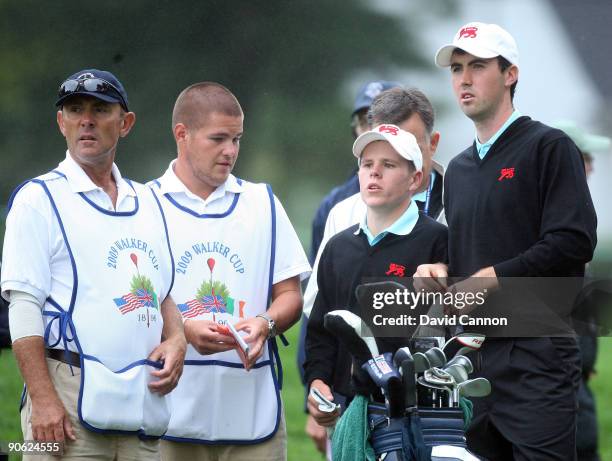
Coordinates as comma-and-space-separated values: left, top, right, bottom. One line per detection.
234, 316, 269, 370
148, 333, 187, 395
413, 263, 449, 292
12, 336, 77, 443
30, 393, 76, 442
307, 380, 340, 427
305, 413, 328, 454
446, 266, 498, 315
184, 319, 236, 355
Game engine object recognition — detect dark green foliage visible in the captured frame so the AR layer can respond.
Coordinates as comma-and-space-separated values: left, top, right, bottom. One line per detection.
0, 1, 429, 253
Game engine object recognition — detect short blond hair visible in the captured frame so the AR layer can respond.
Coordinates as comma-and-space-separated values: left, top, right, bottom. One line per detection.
172, 82, 242, 130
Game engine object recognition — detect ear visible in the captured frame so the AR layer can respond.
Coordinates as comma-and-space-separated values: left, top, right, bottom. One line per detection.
505, 64, 519, 88
119, 111, 136, 138
173, 123, 188, 144
57, 110, 66, 137
409, 170, 423, 193
429, 131, 440, 157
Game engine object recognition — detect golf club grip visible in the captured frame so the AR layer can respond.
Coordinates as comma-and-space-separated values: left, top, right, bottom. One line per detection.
400, 360, 416, 408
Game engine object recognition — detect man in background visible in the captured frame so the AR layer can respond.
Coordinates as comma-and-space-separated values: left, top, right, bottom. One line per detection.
553, 120, 610, 461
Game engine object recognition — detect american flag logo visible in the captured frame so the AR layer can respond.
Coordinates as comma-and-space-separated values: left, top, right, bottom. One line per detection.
178, 294, 227, 319
178, 299, 207, 319
113, 288, 156, 315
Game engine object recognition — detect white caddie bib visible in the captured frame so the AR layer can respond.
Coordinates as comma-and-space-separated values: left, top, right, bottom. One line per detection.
27, 171, 174, 437
151, 179, 282, 444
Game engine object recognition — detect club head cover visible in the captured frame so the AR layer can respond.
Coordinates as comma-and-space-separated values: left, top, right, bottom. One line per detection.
393, 346, 413, 368
400, 358, 417, 408
361, 352, 404, 418
324, 310, 378, 361
354, 280, 407, 306
443, 333, 485, 358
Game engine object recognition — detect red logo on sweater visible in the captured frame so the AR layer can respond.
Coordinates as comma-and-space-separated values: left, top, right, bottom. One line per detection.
459, 27, 478, 39
498, 168, 515, 181
385, 263, 406, 277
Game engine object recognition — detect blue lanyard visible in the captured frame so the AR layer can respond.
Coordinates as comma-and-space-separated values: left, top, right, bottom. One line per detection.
423, 173, 434, 216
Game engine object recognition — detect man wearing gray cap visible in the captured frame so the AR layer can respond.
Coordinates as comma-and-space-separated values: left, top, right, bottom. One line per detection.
1, 69, 186, 460
415, 23, 597, 459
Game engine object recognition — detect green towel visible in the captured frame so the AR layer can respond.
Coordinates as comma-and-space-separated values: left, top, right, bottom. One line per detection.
459, 396, 474, 430
331, 395, 376, 461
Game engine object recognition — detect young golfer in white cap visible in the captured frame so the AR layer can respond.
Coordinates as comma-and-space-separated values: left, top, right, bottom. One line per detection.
305, 124, 448, 445
415, 22, 597, 460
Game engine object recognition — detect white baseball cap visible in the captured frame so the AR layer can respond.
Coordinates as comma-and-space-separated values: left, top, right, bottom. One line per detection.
352, 124, 422, 172
435, 22, 519, 68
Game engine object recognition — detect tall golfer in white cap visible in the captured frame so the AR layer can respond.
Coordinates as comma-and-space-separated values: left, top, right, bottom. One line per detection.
305, 124, 448, 445
415, 22, 597, 459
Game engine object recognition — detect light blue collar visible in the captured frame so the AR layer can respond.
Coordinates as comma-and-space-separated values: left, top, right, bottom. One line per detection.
356, 200, 419, 246
476, 109, 521, 159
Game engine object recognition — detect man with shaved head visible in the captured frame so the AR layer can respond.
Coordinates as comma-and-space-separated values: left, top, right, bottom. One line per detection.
150, 82, 310, 460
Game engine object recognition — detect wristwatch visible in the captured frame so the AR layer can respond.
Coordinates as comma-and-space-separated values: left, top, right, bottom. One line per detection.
256, 313, 277, 339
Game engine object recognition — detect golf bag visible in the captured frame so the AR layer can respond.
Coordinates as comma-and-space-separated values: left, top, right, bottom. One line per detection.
323, 309, 486, 461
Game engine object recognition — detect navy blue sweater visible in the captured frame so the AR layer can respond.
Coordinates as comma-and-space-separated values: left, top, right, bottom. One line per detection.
304, 213, 448, 397
444, 116, 597, 278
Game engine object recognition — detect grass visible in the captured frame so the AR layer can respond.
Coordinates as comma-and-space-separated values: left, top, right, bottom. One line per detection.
590, 337, 612, 460
1, 328, 610, 460
0, 349, 23, 461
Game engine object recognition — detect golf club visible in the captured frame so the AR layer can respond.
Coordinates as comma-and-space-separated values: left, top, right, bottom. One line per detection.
443, 363, 469, 384
413, 352, 431, 373
458, 378, 491, 399
424, 347, 447, 368
445, 355, 474, 374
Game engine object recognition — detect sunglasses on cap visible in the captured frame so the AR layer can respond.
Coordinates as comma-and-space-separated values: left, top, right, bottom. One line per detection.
58, 77, 128, 110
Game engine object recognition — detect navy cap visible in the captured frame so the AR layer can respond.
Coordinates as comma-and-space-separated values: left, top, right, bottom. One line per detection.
55, 69, 129, 111
352, 80, 403, 116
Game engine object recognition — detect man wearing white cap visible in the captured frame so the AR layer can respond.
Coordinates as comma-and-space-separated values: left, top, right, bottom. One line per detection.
304, 124, 448, 429
415, 22, 598, 459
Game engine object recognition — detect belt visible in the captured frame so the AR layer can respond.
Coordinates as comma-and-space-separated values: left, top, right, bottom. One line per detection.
46, 349, 81, 368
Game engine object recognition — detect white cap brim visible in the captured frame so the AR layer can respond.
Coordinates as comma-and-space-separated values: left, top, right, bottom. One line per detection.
435, 43, 500, 67
353, 131, 387, 157
352, 129, 423, 172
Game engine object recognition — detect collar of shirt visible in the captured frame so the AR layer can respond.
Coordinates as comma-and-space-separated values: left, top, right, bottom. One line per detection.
355, 199, 419, 246
475, 109, 522, 159
55, 151, 135, 209
412, 171, 435, 204
157, 159, 243, 212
